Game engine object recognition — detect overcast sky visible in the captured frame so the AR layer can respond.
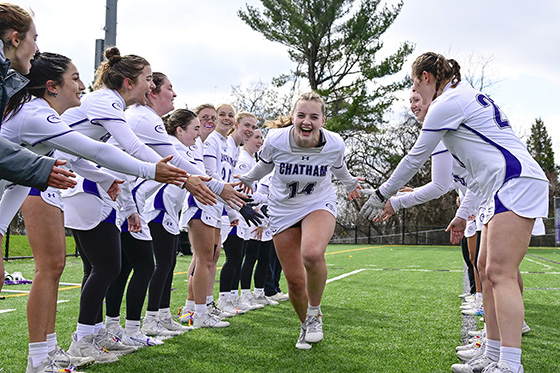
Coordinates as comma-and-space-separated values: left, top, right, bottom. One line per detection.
11, 0, 560, 160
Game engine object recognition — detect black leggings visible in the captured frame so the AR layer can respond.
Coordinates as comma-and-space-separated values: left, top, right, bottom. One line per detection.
219, 234, 247, 293
73, 223, 121, 325
105, 232, 154, 320
241, 239, 273, 289
146, 222, 178, 311
461, 232, 482, 294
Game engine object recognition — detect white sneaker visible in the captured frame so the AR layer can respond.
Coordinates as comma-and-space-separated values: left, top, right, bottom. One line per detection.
239, 293, 264, 310
295, 324, 311, 350
26, 355, 83, 373
217, 298, 245, 315
232, 296, 252, 313
521, 321, 531, 335
451, 354, 496, 373
178, 309, 195, 326
68, 333, 119, 364
93, 328, 137, 355
193, 311, 230, 328
304, 314, 323, 343
208, 301, 236, 319
457, 339, 485, 362
468, 329, 486, 338
49, 345, 95, 369
459, 292, 473, 298
160, 316, 192, 333
269, 292, 290, 302
457, 338, 486, 352
481, 361, 524, 373
121, 330, 164, 347
141, 316, 182, 337
253, 293, 279, 306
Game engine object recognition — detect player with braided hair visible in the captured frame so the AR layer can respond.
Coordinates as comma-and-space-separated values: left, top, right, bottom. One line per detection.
361, 52, 547, 373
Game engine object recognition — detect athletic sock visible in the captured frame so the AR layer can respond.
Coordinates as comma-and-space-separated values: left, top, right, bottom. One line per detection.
206, 295, 213, 305
94, 322, 104, 334
125, 319, 141, 335
241, 289, 251, 297
500, 346, 522, 372
185, 300, 195, 312
105, 315, 120, 329
145, 310, 159, 320
219, 292, 229, 302
46, 333, 57, 354
28, 341, 48, 368
195, 304, 206, 318
254, 288, 264, 297
159, 308, 172, 320
475, 292, 483, 301
307, 304, 321, 317
485, 339, 501, 361
76, 323, 95, 341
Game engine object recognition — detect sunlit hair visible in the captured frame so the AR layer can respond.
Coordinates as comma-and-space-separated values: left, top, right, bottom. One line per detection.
163, 108, 197, 136
265, 91, 325, 128
0, 3, 33, 43
228, 111, 257, 135
193, 103, 216, 116
411, 52, 461, 100
216, 103, 235, 114
151, 72, 167, 94
93, 46, 150, 90
5, 52, 71, 119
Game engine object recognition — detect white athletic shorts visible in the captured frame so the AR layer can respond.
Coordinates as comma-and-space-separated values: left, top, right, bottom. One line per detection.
181, 194, 223, 229
481, 177, 549, 225
29, 186, 63, 210
270, 199, 338, 236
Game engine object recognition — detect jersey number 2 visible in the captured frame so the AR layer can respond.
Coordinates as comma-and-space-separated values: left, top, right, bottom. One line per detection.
476, 94, 510, 129
287, 181, 317, 199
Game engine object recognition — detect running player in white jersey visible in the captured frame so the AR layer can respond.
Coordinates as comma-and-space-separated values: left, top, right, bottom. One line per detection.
238, 92, 362, 349
360, 53, 548, 373
0, 52, 184, 372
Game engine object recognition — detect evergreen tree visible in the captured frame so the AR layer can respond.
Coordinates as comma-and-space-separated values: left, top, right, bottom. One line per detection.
526, 117, 558, 178
238, 0, 414, 134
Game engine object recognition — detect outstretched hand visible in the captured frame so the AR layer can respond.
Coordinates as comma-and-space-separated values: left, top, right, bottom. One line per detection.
47, 160, 77, 189
359, 189, 385, 221
107, 179, 124, 201
154, 155, 188, 186
185, 174, 217, 206
446, 216, 466, 244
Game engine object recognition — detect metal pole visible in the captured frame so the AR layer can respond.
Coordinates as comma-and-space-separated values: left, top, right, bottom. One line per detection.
104, 0, 118, 48
555, 197, 560, 246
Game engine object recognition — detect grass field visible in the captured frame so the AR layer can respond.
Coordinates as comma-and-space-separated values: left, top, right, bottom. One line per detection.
1, 243, 559, 372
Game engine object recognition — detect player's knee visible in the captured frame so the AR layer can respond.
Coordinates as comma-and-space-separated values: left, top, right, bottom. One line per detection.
485, 263, 514, 288
302, 249, 324, 268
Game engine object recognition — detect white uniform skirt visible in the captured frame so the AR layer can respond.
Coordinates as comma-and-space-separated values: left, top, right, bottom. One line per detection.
481, 177, 548, 226
270, 198, 338, 236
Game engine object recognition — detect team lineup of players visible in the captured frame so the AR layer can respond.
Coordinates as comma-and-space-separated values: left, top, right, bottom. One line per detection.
0, 3, 548, 373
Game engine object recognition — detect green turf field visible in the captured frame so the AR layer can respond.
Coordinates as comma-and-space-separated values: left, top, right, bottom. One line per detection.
1, 244, 559, 372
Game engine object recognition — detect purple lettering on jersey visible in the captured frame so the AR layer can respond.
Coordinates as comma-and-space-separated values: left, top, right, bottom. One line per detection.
306, 165, 313, 175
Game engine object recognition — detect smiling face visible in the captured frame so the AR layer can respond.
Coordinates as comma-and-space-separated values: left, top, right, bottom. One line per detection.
151, 77, 176, 115
127, 65, 155, 106
234, 116, 257, 145
55, 61, 85, 113
243, 128, 262, 155
216, 105, 235, 136
7, 20, 38, 74
292, 99, 325, 148
176, 117, 201, 147
198, 107, 217, 139
409, 91, 429, 122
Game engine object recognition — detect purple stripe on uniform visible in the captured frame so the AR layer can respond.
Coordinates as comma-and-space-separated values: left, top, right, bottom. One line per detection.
203, 154, 217, 159
494, 192, 509, 215
68, 119, 89, 127
131, 179, 148, 210
103, 208, 117, 224
82, 179, 100, 198
153, 185, 168, 212
28, 188, 41, 196
144, 143, 173, 146
191, 208, 203, 220
30, 130, 74, 146
121, 219, 129, 232
229, 226, 237, 236
461, 124, 522, 184
422, 128, 457, 132
258, 155, 273, 164
187, 193, 198, 208
152, 210, 165, 224
432, 149, 449, 156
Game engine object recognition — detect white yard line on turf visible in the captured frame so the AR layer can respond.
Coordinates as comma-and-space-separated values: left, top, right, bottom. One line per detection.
0, 289, 29, 293
0, 309, 16, 314
326, 269, 367, 284
523, 257, 555, 270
